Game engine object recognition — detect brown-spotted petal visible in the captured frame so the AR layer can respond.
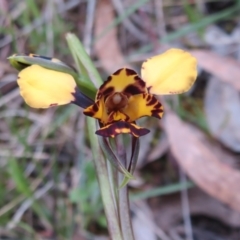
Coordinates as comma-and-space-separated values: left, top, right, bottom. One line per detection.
122, 93, 164, 122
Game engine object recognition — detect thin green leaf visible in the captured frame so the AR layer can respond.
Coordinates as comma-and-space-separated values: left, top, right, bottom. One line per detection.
66, 33, 103, 87
131, 181, 194, 201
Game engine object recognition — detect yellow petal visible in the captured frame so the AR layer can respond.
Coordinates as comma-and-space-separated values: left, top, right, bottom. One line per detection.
141, 49, 197, 95
122, 93, 163, 122
18, 65, 76, 108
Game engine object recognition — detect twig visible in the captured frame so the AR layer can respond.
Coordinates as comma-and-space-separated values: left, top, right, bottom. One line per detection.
0, 89, 20, 107
132, 201, 171, 240
45, 0, 54, 56
83, 0, 96, 54
179, 169, 193, 240
154, 0, 166, 38
111, 0, 148, 42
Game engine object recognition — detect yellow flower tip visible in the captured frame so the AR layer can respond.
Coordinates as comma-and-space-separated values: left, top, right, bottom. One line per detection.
141, 48, 197, 95
17, 65, 76, 108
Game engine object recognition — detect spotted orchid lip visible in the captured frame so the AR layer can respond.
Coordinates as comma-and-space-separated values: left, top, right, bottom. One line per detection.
96, 121, 150, 138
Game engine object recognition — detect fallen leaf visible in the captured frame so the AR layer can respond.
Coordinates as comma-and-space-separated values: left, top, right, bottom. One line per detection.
191, 50, 240, 91
164, 110, 240, 212
153, 188, 240, 232
132, 201, 168, 240
205, 76, 240, 152
94, 0, 129, 73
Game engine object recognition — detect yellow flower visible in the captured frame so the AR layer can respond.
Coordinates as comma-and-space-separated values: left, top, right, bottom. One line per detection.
84, 49, 197, 138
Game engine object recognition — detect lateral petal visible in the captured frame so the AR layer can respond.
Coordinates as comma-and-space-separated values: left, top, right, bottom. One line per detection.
18, 65, 77, 108
141, 49, 197, 95
122, 93, 164, 122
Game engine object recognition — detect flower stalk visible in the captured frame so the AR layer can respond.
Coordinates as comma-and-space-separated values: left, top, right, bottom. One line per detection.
116, 135, 135, 240
87, 118, 123, 240
66, 33, 132, 239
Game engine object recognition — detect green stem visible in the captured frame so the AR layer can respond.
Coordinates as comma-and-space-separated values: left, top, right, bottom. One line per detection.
118, 175, 135, 240
87, 118, 123, 240
116, 136, 135, 240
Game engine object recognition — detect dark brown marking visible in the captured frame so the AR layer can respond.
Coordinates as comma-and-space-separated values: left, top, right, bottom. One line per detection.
151, 109, 164, 118
85, 111, 95, 117
125, 68, 137, 76
138, 79, 146, 88
102, 86, 114, 97
154, 102, 162, 109
147, 86, 152, 93
147, 97, 156, 106
112, 68, 122, 75
106, 76, 112, 82
99, 76, 112, 91
134, 76, 142, 82
124, 85, 142, 95
92, 103, 99, 112
146, 95, 151, 101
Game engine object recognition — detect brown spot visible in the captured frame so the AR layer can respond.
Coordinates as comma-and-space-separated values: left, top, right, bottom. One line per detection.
138, 79, 146, 88
154, 102, 162, 109
134, 75, 142, 82
102, 86, 114, 96
151, 109, 163, 119
147, 97, 157, 106
92, 103, 99, 112
125, 68, 137, 76
146, 94, 151, 101
124, 85, 143, 95
106, 76, 112, 82
50, 103, 58, 107
85, 111, 95, 117
112, 68, 122, 75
